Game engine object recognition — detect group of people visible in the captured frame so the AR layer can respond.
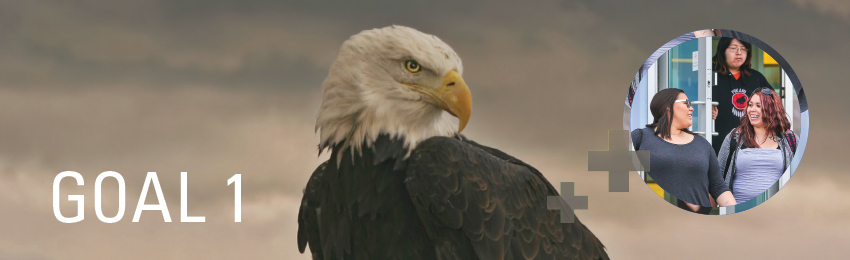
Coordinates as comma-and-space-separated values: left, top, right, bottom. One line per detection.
632, 37, 797, 213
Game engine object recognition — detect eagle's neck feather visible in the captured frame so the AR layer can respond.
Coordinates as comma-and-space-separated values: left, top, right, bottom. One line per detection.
316, 86, 456, 159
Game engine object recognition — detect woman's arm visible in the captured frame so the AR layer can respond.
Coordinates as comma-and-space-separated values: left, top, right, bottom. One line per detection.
716, 191, 737, 206
717, 131, 735, 178
708, 142, 735, 205
631, 128, 642, 150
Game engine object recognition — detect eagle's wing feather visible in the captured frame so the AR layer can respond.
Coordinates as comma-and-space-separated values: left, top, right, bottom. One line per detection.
297, 161, 327, 259
406, 136, 609, 260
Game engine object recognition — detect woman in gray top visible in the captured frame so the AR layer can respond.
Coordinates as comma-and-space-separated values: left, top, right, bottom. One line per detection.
632, 88, 737, 212
718, 87, 797, 204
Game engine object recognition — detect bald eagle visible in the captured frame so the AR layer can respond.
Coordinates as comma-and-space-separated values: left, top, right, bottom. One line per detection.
297, 25, 609, 260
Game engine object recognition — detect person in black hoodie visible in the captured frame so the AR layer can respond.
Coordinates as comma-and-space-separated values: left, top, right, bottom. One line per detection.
711, 37, 772, 154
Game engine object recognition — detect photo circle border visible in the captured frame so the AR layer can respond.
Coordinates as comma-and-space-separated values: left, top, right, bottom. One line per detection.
622, 29, 809, 214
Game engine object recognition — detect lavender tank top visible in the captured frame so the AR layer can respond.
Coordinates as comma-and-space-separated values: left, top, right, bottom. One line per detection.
732, 148, 783, 203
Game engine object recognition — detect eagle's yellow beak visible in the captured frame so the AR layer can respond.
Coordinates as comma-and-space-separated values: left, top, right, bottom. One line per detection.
435, 70, 472, 133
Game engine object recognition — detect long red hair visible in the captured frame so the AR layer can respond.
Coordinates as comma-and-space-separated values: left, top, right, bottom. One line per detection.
736, 88, 791, 148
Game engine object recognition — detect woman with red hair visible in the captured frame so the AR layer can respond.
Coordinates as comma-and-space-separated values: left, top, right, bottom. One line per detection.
717, 87, 797, 204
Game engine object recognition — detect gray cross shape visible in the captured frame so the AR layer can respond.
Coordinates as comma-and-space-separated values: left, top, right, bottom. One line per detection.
588, 130, 650, 192
547, 182, 587, 223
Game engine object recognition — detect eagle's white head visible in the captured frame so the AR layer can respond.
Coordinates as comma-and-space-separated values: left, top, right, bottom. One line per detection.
315, 25, 471, 155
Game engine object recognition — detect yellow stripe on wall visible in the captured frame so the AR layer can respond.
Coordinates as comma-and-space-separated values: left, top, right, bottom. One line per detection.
764, 52, 778, 65
646, 183, 665, 198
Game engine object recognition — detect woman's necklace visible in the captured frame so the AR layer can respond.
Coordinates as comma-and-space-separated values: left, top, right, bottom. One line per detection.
756, 133, 780, 145
758, 135, 770, 145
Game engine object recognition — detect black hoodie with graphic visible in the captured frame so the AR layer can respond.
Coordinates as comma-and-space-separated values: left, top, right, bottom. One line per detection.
712, 69, 771, 154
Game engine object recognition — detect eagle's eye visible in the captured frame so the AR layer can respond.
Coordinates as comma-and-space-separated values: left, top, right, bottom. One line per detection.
404, 60, 422, 73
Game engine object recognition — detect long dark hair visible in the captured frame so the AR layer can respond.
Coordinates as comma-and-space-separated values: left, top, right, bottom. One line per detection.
736, 88, 791, 148
646, 88, 695, 140
713, 37, 753, 77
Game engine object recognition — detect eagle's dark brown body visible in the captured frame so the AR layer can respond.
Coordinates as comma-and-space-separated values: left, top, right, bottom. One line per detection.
297, 135, 609, 260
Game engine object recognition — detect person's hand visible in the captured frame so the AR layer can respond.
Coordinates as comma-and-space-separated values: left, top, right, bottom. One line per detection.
717, 191, 738, 206
685, 202, 701, 212
712, 106, 718, 120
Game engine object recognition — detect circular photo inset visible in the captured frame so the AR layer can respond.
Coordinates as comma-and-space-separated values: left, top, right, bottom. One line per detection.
622, 29, 808, 215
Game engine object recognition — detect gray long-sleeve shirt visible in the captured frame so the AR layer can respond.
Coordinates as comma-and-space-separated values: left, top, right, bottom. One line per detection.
717, 129, 796, 192
632, 128, 731, 207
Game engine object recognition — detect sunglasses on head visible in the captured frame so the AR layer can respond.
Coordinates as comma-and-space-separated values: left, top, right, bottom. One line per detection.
754, 87, 775, 96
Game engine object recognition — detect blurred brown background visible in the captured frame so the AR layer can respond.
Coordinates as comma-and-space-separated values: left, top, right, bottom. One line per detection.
1, 1, 848, 259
